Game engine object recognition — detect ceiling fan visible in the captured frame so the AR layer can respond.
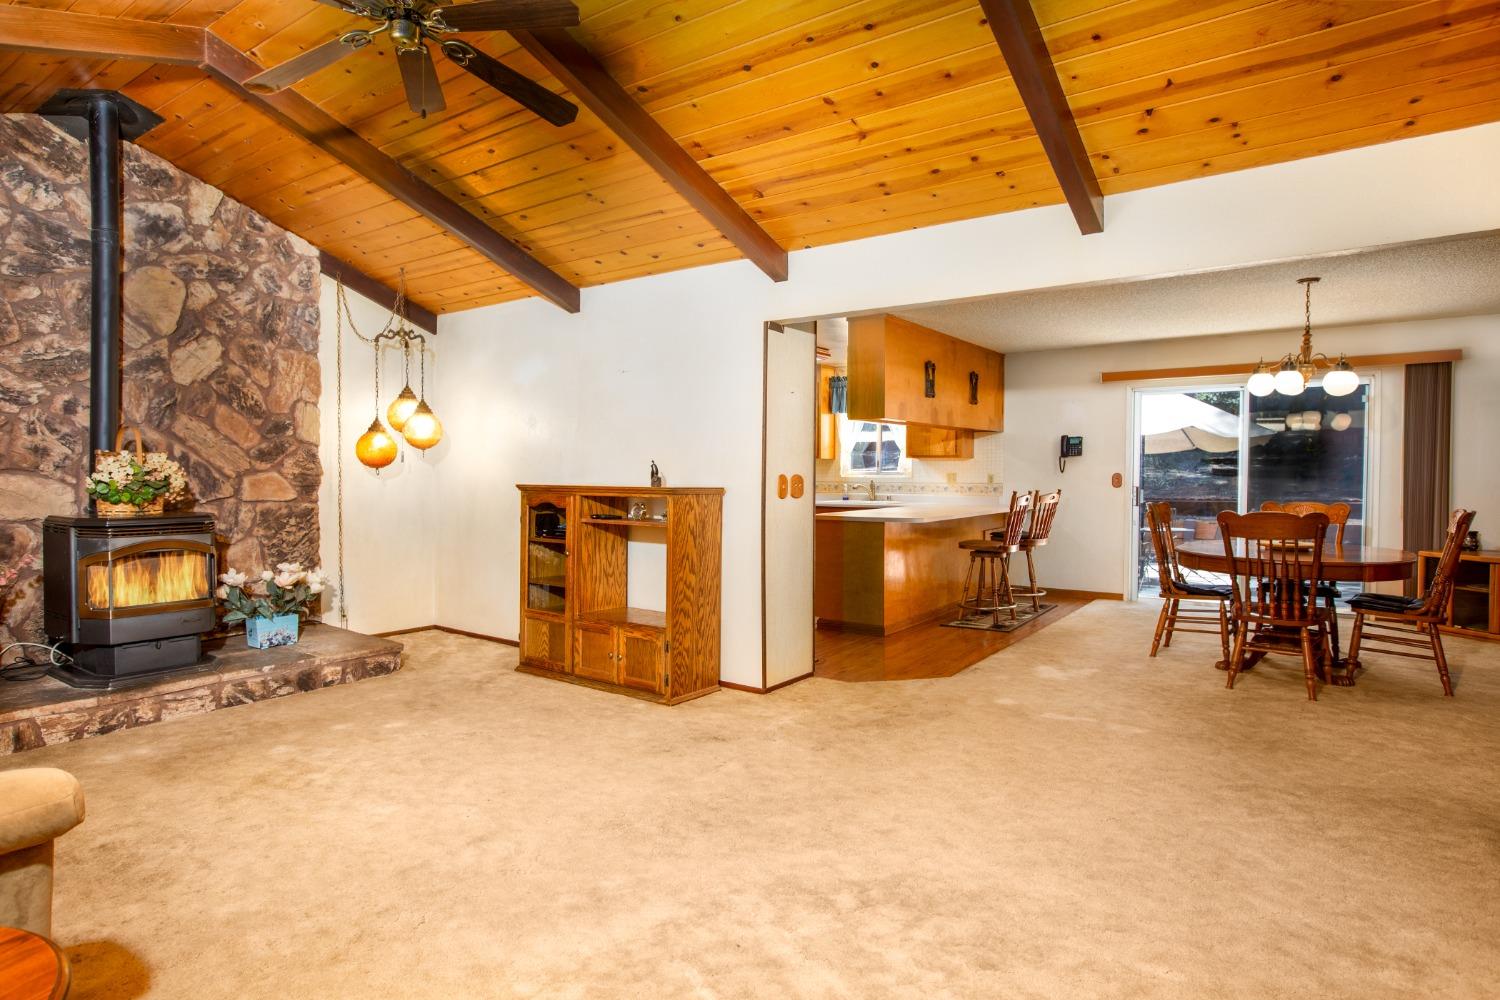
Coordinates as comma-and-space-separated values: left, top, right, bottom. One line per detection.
245, 0, 580, 126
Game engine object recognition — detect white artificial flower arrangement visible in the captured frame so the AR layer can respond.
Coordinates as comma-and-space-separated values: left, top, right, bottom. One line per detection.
217, 562, 333, 625
86, 450, 189, 509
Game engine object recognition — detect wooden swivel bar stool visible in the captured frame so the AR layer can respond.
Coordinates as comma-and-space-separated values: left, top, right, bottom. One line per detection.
1012, 489, 1061, 613
959, 491, 1032, 625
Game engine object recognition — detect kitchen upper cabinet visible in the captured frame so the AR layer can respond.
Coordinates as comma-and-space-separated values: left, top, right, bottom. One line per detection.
847, 315, 1003, 432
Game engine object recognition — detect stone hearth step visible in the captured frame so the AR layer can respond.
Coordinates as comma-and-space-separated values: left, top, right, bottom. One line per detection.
0, 625, 401, 755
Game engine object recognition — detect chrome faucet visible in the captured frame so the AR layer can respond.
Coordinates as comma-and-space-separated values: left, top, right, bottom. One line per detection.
865, 480, 878, 500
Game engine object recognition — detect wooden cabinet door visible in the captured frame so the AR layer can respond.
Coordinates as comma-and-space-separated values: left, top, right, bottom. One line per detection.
618, 628, 665, 693
573, 623, 618, 683
521, 613, 568, 672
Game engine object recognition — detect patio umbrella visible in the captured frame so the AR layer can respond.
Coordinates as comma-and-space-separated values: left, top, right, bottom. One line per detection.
1140, 393, 1274, 455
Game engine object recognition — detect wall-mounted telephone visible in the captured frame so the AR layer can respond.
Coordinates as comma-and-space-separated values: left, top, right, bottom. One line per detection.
1059, 435, 1083, 473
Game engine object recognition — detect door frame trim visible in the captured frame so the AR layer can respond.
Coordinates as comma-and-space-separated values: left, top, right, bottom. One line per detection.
759, 320, 818, 693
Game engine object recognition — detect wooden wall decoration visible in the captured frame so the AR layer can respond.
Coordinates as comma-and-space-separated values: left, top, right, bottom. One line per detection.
0, 0, 1496, 315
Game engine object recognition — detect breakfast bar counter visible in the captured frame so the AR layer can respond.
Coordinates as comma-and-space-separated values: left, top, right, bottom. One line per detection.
815, 501, 1008, 634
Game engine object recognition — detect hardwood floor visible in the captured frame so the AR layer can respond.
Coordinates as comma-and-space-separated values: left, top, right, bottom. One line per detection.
814, 595, 1094, 682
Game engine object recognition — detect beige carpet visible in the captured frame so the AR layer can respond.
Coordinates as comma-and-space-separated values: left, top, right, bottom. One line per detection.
8, 601, 1500, 999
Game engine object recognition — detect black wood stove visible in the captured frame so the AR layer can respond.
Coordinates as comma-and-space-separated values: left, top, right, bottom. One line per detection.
42, 514, 218, 688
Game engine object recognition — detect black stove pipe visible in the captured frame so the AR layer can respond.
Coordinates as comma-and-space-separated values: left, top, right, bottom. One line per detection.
87, 93, 123, 468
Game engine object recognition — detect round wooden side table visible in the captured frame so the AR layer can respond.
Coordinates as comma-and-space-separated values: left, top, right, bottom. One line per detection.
0, 927, 69, 1000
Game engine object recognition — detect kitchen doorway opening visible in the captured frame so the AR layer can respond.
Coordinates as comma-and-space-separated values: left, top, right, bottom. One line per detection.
760, 317, 1084, 688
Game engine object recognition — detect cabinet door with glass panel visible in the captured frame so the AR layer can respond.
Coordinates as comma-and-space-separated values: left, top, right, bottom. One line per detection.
521, 492, 573, 671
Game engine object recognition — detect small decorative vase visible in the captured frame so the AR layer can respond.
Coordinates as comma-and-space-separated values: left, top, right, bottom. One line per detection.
246, 613, 300, 649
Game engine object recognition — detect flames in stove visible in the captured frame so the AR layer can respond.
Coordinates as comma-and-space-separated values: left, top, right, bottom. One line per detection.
84, 549, 211, 611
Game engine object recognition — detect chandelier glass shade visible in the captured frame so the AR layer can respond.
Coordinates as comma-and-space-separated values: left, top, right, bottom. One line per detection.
386, 385, 419, 431
1248, 277, 1357, 398
402, 400, 443, 449
355, 418, 398, 468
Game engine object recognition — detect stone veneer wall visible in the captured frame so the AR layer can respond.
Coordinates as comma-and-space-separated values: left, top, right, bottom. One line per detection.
0, 115, 322, 649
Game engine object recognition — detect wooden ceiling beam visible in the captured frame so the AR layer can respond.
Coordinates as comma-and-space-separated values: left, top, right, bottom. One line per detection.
0, 7, 203, 66
319, 252, 439, 335
513, 28, 789, 283
979, 0, 1103, 235
200, 33, 579, 312
0, 10, 581, 313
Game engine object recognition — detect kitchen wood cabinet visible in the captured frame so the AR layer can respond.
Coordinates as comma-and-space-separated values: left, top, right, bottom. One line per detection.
517, 485, 723, 704
906, 425, 975, 459
848, 314, 1004, 432
817, 364, 838, 461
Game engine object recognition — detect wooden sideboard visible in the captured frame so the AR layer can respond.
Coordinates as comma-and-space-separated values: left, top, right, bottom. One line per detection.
517, 485, 724, 704
1419, 547, 1500, 641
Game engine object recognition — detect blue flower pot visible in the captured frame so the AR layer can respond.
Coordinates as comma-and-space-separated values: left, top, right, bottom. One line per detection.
246, 613, 300, 649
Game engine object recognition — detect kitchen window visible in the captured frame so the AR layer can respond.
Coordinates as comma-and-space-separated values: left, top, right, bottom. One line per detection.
838, 416, 910, 478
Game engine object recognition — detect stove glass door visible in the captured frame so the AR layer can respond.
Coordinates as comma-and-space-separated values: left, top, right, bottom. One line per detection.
81, 542, 214, 616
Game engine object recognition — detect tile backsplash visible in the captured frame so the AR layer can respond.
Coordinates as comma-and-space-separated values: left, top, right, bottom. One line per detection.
815, 480, 1007, 496
815, 419, 1005, 495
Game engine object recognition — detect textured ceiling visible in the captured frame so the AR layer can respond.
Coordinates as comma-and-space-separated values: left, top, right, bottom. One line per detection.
883, 230, 1500, 354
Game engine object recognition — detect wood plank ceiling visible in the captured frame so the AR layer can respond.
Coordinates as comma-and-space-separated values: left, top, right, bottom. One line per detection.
1, 0, 1497, 316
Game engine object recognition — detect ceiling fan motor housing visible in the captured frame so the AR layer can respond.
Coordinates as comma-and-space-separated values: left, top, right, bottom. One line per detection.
390, 16, 423, 50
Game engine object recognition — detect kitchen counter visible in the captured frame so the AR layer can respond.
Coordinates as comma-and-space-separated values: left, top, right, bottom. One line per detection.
815, 503, 1008, 524
815, 504, 1009, 634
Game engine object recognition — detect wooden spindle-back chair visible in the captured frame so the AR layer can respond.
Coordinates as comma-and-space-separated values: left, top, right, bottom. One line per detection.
1012, 489, 1062, 613
1217, 510, 1331, 700
1260, 500, 1353, 657
1260, 500, 1351, 546
959, 490, 1033, 625
1145, 502, 1231, 662
1346, 509, 1476, 696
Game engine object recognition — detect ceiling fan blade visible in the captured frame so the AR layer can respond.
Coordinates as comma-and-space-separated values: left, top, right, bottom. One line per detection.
434, 0, 581, 32
445, 44, 577, 126
245, 35, 362, 93
398, 45, 448, 118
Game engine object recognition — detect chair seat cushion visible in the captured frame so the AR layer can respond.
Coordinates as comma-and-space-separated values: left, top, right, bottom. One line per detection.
1174, 580, 1232, 599
960, 539, 1008, 551
1315, 583, 1342, 600
1347, 592, 1424, 614
0, 768, 85, 854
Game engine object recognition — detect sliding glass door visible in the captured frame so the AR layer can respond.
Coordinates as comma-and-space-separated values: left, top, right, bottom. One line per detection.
1132, 380, 1372, 599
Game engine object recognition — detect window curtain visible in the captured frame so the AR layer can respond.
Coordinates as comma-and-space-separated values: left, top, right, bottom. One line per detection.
1402, 361, 1452, 594
828, 375, 848, 414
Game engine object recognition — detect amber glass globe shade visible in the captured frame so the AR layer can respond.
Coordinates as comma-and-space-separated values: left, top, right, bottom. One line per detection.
355, 418, 398, 469
386, 385, 419, 431
402, 400, 443, 450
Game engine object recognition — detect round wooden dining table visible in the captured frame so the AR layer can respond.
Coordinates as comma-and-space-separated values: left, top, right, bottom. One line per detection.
1173, 539, 1417, 684
1174, 539, 1417, 583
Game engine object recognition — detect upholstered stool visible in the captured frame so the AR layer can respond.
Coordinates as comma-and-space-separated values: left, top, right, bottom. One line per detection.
0, 768, 85, 936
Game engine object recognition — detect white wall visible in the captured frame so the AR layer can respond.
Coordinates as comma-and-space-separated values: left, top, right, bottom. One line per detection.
1002, 314, 1500, 597
316, 276, 439, 635
357, 122, 1500, 687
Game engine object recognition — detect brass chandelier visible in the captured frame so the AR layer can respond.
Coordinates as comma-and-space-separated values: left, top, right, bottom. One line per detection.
1247, 277, 1359, 398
